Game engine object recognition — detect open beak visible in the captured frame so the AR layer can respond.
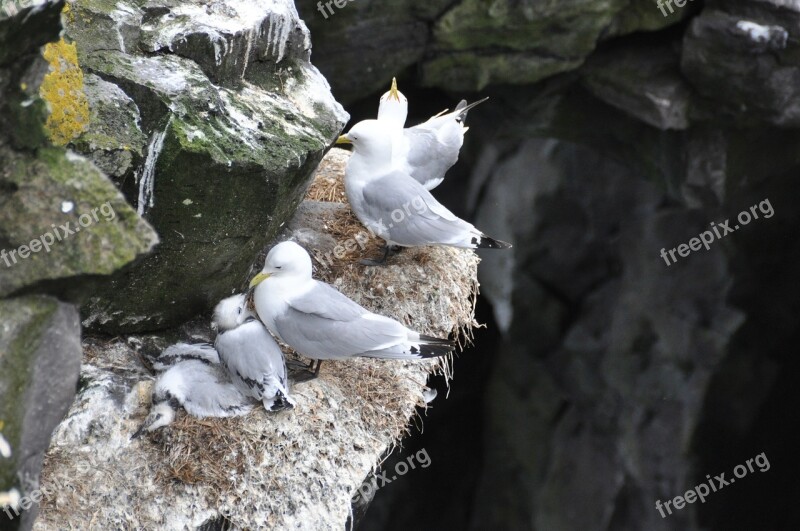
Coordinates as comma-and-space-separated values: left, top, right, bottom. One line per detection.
335, 134, 351, 145
388, 77, 400, 101
131, 425, 146, 440
249, 272, 271, 288
131, 416, 155, 440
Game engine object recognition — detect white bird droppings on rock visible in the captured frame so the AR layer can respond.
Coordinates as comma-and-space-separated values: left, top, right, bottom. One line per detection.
0, 432, 11, 458
736, 20, 788, 48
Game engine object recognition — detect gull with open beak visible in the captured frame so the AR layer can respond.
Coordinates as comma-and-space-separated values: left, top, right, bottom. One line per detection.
337, 77, 487, 191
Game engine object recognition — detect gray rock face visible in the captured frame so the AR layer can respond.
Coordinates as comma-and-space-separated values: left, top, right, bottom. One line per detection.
75, 73, 147, 179
682, 3, 800, 126
0, 296, 82, 531
0, 4, 157, 299
582, 43, 692, 130
0, 3, 161, 530
469, 140, 744, 531
0, 1, 63, 151
296, 0, 451, 103
295, 0, 686, 102
0, 146, 159, 298
63, 0, 349, 333
0, 1, 63, 69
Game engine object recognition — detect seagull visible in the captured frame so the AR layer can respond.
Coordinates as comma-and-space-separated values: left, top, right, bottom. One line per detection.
338, 119, 511, 264
213, 294, 295, 411
248, 241, 455, 376
338, 77, 487, 191
133, 346, 255, 438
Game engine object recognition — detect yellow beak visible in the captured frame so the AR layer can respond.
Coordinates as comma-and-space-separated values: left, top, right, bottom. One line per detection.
249, 272, 271, 288
388, 77, 400, 102
335, 135, 351, 145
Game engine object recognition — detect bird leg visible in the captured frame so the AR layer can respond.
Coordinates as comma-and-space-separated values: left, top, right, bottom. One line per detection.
288, 359, 323, 383
360, 244, 402, 266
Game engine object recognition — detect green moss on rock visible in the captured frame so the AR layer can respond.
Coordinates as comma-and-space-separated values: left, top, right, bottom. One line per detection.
60, 2, 347, 333
0, 145, 158, 297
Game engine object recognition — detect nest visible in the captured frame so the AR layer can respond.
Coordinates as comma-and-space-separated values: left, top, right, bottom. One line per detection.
305, 147, 349, 203
36, 148, 480, 530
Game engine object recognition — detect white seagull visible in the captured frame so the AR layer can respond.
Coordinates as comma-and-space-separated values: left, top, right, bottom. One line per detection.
248, 241, 455, 375
213, 294, 295, 411
133, 345, 255, 438
339, 77, 487, 191
338, 119, 511, 264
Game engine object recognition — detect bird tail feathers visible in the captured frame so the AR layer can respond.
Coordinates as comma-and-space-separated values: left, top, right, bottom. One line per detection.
362, 335, 455, 360
266, 388, 295, 411
477, 235, 512, 249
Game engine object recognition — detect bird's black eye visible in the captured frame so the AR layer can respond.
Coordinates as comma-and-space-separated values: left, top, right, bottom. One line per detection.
237, 307, 242, 314
276, 265, 282, 269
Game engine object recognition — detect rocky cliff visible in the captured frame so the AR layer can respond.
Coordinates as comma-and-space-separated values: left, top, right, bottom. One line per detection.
62, 0, 348, 332
0, 0, 354, 529
0, 2, 155, 530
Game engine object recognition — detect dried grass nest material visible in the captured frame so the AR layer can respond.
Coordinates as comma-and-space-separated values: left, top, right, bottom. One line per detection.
36, 148, 480, 530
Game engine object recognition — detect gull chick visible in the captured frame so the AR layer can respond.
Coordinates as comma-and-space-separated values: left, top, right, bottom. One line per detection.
213, 294, 295, 411
339, 119, 510, 263
249, 241, 455, 375
133, 346, 255, 438
339, 77, 487, 191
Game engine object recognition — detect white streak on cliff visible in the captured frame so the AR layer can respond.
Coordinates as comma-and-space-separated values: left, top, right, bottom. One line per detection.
136, 118, 171, 216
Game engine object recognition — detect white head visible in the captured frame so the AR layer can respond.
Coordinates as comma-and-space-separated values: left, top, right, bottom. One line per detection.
249, 241, 313, 290
212, 293, 252, 332
336, 119, 393, 162
132, 402, 176, 438
377, 77, 408, 128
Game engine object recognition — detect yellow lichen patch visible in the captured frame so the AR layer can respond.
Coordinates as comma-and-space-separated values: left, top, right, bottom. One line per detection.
39, 37, 89, 146
61, 1, 75, 24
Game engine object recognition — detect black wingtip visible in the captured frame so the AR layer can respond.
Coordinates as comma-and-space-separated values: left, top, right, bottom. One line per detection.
477, 235, 512, 249
418, 335, 456, 358
270, 390, 295, 411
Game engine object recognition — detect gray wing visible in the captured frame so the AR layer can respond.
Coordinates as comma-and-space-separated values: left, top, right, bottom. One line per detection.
403, 127, 459, 188
158, 361, 254, 418
215, 320, 288, 401
273, 282, 409, 360
154, 342, 219, 371
361, 173, 480, 247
